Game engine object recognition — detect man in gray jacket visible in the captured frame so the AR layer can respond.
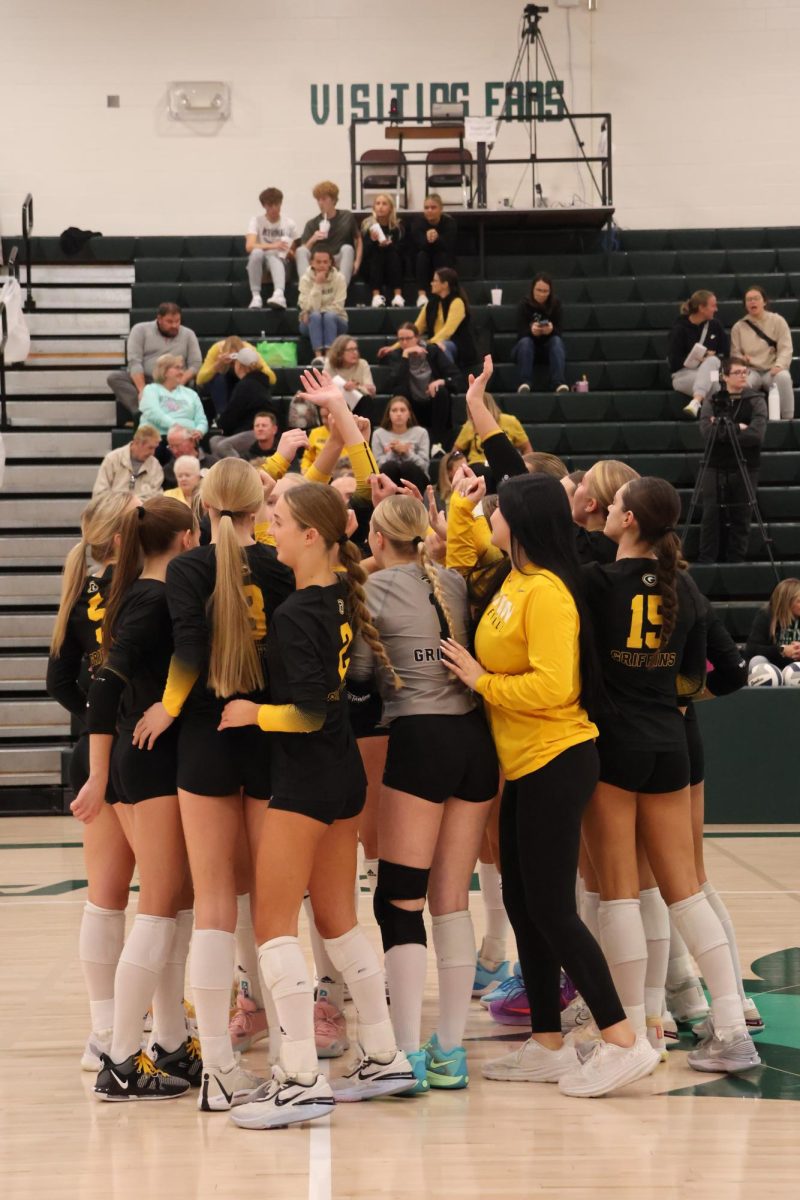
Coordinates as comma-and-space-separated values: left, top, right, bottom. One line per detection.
107, 302, 202, 415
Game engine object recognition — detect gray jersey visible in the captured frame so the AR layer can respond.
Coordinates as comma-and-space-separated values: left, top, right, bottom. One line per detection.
349, 562, 474, 723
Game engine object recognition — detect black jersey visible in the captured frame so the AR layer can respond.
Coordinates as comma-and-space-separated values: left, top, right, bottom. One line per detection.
265, 578, 366, 808
46, 567, 113, 718
575, 527, 617, 566
165, 541, 294, 714
583, 558, 706, 749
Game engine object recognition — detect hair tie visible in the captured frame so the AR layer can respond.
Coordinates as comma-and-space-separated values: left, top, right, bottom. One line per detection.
220, 509, 235, 520
137, 506, 146, 521
338, 534, 349, 546
662, 525, 676, 536
412, 536, 423, 547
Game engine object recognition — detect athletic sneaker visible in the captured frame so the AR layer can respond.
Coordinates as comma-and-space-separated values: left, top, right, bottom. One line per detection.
150, 1036, 203, 1087
743, 997, 765, 1033
480, 961, 523, 1007
229, 990, 268, 1053
401, 1049, 430, 1096
517, 383, 531, 393
687, 1022, 761, 1074
184, 998, 198, 1034
487, 977, 531, 1026
267, 289, 286, 310
682, 398, 700, 419
371, 293, 386, 307
558, 1036, 660, 1098
143, 1008, 153, 1033
198, 1061, 267, 1112
230, 1066, 335, 1129
94, 1050, 190, 1101
561, 996, 593, 1034
81, 1028, 112, 1072
666, 977, 709, 1023
646, 1015, 668, 1062
472, 954, 511, 997
332, 1048, 416, 1102
390, 294, 406, 308
249, 293, 263, 309
483, 1037, 578, 1083
556, 384, 570, 394
662, 1009, 679, 1046
560, 971, 578, 1010
415, 293, 427, 307
424, 1033, 469, 1090
314, 998, 349, 1059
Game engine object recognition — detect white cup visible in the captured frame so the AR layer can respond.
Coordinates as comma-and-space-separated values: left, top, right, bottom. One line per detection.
319, 218, 330, 236
491, 288, 503, 305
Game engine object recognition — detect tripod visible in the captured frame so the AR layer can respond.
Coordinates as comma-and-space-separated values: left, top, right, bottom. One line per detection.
682, 403, 780, 585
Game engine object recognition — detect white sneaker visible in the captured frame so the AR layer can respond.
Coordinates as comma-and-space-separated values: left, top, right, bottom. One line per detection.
415, 293, 428, 307
662, 1008, 679, 1046
229, 1066, 335, 1129
646, 1014, 668, 1062
267, 290, 286, 310
558, 1036, 660, 1098
198, 1061, 267, 1112
688, 1022, 761, 1074
371, 294, 386, 308
682, 398, 701, 419
249, 293, 263, 309
483, 1038, 577, 1083
666, 978, 709, 1023
332, 1048, 415, 1102
390, 294, 406, 308
561, 996, 593, 1034
743, 997, 765, 1032
81, 1029, 112, 1072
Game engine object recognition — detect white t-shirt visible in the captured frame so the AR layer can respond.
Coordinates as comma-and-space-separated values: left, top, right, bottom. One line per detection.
247, 214, 298, 258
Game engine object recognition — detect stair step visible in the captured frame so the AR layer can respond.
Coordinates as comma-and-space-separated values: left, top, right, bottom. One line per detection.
0, 499, 85, 529
0, 575, 64, 604
0, 698, 68, 731
6, 399, 116, 426
0, 614, 57, 648
4, 431, 111, 459
27, 337, 125, 367
30, 286, 131, 309
0, 536, 79, 566
0, 656, 48, 690
0, 744, 66, 786
21, 265, 134, 285
2, 465, 98, 494
27, 312, 129, 335
5, 368, 110, 394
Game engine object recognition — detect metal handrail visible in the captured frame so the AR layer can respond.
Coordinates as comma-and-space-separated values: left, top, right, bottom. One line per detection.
22, 193, 35, 312
6, 246, 19, 279
0, 293, 9, 431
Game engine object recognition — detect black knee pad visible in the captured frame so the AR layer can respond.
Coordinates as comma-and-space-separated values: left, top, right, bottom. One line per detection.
373, 859, 430, 952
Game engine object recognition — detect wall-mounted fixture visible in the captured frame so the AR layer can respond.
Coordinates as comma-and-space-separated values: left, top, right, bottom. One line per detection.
168, 82, 230, 122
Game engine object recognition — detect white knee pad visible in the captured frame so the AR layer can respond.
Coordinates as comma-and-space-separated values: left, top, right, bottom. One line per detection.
431, 911, 476, 969
258, 936, 313, 1003
323, 925, 382, 984
119, 914, 176, 973
598, 898, 646, 964
669, 892, 728, 958
79, 902, 125, 964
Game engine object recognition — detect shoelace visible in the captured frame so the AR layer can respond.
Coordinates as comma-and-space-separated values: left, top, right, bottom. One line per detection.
187, 1037, 201, 1062
135, 1050, 165, 1078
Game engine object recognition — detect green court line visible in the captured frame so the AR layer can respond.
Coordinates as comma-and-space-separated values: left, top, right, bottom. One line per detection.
0, 842, 83, 850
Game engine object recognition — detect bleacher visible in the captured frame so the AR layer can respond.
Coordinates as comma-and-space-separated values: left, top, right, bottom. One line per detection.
3, 219, 800, 809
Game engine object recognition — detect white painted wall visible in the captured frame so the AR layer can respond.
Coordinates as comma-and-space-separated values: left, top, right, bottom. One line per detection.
0, 0, 798, 237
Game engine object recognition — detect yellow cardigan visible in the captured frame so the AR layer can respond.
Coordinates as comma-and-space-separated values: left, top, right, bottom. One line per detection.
196, 340, 277, 388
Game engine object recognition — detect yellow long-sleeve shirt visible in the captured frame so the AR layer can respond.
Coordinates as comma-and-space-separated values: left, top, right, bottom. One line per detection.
445, 490, 502, 577
301, 426, 330, 474
414, 297, 467, 347
196, 340, 277, 387
454, 414, 530, 464
474, 566, 597, 779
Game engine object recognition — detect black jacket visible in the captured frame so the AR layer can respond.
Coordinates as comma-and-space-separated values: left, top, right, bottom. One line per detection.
408, 214, 457, 257
517, 295, 564, 340
699, 387, 766, 469
218, 372, 278, 436
421, 293, 477, 368
668, 315, 729, 374
744, 606, 800, 667
384, 344, 463, 398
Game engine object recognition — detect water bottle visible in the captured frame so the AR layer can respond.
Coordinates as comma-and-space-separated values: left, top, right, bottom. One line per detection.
768, 383, 780, 420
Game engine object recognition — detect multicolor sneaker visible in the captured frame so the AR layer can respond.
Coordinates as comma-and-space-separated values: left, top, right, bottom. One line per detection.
646, 1015, 668, 1062
662, 1009, 679, 1046
314, 998, 349, 1059
487, 977, 531, 1026
559, 971, 578, 1010
666, 977, 709, 1023
472, 954, 511, 998
480, 962, 523, 1008
198, 1061, 267, 1112
401, 1049, 430, 1096
94, 1050, 190, 1101
743, 997, 765, 1033
230, 1066, 335, 1129
424, 1033, 469, 1090
150, 1036, 203, 1087
229, 990, 268, 1053
561, 996, 592, 1034
332, 1048, 416, 1102
687, 1019, 761, 1074
81, 1028, 112, 1072
183, 998, 198, 1035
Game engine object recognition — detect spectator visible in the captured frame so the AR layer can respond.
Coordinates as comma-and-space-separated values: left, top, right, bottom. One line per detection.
213, 346, 279, 437
107, 302, 201, 417
513, 274, 568, 394
371, 397, 430, 474
408, 193, 457, 308
298, 249, 348, 365
381, 322, 461, 442
91, 424, 164, 499
323, 335, 376, 412
211, 410, 280, 461
139, 354, 209, 440
163, 454, 202, 509
745, 578, 800, 669
698, 356, 767, 563
360, 193, 405, 308
731, 285, 794, 420
196, 334, 276, 418
452, 393, 532, 464
245, 186, 297, 310
295, 180, 361, 286
436, 447, 467, 508
669, 290, 729, 419
300, 413, 333, 474
413, 267, 476, 368
161, 424, 211, 489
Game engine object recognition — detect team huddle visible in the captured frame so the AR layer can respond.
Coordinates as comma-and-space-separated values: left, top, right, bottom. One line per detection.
46, 357, 762, 1130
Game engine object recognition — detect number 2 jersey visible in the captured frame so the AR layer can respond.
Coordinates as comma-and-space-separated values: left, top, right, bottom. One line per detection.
582, 558, 706, 749
46, 567, 113, 721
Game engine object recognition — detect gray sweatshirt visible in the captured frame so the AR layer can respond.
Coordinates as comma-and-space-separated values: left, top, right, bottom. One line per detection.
371, 425, 430, 471
127, 320, 202, 378
349, 562, 474, 722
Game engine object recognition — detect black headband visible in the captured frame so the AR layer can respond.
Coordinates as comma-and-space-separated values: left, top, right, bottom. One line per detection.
220, 509, 236, 520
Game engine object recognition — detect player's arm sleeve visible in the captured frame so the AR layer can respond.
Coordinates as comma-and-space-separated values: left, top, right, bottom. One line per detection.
347, 440, 380, 502
675, 592, 707, 700
254, 608, 328, 734
85, 667, 127, 734
260, 452, 290, 481
475, 584, 578, 711
162, 559, 207, 715
446, 490, 493, 575
46, 627, 88, 717
482, 428, 527, 480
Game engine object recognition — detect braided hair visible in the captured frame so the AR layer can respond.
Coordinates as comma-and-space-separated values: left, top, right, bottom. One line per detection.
620, 476, 686, 646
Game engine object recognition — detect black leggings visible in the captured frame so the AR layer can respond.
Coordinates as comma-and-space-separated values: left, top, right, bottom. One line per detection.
499, 740, 625, 1034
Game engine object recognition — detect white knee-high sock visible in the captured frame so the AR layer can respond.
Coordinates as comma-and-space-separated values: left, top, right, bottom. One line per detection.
110, 914, 176, 1063
234, 894, 264, 1008
702, 881, 747, 1004
151, 908, 193, 1052
363, 858, 379, 897
669, 892, 745, 1036
598, 898, 647, 1036
478, 863, 510, 966
581, 891, 600, 942
190, 928, 236, 1072
384, 943, 428, 1054
639, 888, 670, 1018
666, 918, 697, 990
432, 910, 476, 1051
79, 901, 126, 1033
259, 936, 316, 1081
303, 893, 344, 1011
324, 925, 396, 1060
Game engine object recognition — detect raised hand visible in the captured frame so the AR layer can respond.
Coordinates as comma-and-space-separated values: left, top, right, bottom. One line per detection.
426, 485, 448, 541
369, 473, 399, 506
276, 427, 310, 463
456, 474, 486, 506
466, 355, 494, 409
299, 368, 347, 410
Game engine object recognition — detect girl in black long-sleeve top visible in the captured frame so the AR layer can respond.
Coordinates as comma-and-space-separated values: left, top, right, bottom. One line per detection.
744, 578, 800, 670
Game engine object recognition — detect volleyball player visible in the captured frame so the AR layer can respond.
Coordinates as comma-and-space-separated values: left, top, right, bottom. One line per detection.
46, 492, 137, 1071
348, 493, 498, 1092
569, 460, 638, 565
71, 496, 199, 1099
580, 476, 761, 1074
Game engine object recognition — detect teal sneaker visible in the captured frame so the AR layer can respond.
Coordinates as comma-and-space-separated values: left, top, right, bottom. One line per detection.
472, 954, 511, 997
424, 1033, 469, 1090
400, 1049, 430, 1096
480, 961, 522, 1008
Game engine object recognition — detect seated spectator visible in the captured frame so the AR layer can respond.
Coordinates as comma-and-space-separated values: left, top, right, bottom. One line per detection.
162, 424, 212, 489
196, 335, 276, 418
245, 186, 297, 310
295, 180, 361, 286
139, 354, 209, 440
413, 267, 476, 368
731, 285, 794, 420
380, 323, 461, 443
214, 346, 279, 438
298, 250, 348, 365
107, 302, 201, 417
92, 424, 163, 499
453, 393, 531, 465
323, 335, 376, 412
300, 415, 332, 474
360, 193, 405, 308
668, 290, 729, 419
436, 447, 467, 508
513, 274, 568, 394
163, 454, 202, 510
408, 193, 457, 308
371, 397, 430, 474
211, 410, 280, 461
745, 578, 800, 672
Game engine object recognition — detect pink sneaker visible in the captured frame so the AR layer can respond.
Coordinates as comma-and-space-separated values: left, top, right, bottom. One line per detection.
228, 991, 268, 1053
314, 998, 349, 1059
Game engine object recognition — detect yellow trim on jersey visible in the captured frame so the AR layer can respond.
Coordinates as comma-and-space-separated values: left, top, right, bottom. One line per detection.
260, 452, 290, 482
445, 490, 502, 576
254, 520, 274, 547
256, 703, 325, 733
162, 657, 201, 718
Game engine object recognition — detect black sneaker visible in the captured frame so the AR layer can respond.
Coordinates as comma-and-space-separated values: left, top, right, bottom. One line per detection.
94, 1050, 191, 1101
150, 1036, 203, 1088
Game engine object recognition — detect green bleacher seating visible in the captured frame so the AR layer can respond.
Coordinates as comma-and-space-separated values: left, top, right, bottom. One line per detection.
636, 277, 686, 302
716, 229, 767, 250
727, 249, 777, 275
584, 278, 638, 304
181, 259, 234, 282
593, 303, 644, 330
184, 236, 237, 257
677, 250, 727, 275
684, 273, 736, 300
136, 259, 181, 282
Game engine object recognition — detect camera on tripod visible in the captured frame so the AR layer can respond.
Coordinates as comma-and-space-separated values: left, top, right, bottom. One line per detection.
711, 390, 734, 417
524, 4, 549, 14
